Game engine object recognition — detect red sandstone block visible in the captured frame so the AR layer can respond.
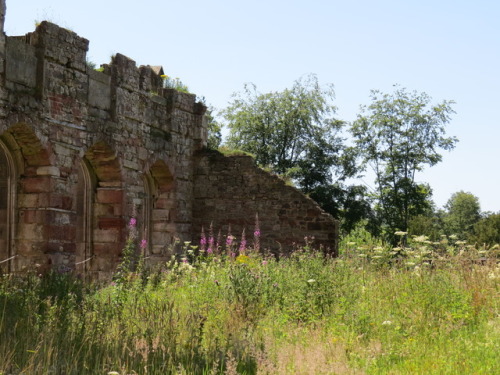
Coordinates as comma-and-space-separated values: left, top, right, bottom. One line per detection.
21, 176, 52, 193
23, 166, 38, 176
93, 243, 121, 256
20, 209, 44, 224
47, 194, 73, 210
48, 194, 62, 209
96, 189, 123, 204
47, 225, 76, 242
98, 217, 125, 230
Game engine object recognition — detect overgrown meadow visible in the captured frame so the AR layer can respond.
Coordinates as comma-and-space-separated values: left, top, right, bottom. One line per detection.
0, 223, 499, 374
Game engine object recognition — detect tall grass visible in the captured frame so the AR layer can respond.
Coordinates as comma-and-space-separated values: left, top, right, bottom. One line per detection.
0, 238, 498, 374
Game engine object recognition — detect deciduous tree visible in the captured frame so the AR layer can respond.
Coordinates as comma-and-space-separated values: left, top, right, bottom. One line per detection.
223, 74, 367, 231
224, 74, 347, 184
351, 86, 457, 239
443, 191, 481, 239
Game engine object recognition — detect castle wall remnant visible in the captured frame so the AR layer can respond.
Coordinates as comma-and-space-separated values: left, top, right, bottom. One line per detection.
0, 0, 338, 278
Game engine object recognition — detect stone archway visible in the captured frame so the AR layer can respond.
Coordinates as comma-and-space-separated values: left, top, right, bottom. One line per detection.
143, 160, 175, 262
2, 123, 53, 272
83, 141, 124, 278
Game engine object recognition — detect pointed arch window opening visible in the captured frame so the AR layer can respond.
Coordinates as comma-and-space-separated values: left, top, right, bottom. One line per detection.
76, 159, 96, 275
143, 161, 175, 259
0, 140, 17, 273
141, 173, 155, 258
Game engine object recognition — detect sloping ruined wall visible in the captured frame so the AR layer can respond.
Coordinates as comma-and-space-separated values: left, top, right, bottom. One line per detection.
0, 0, 338, 278
193, 151, 338, 255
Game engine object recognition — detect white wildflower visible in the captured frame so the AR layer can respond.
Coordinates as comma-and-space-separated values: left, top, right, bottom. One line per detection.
413, 235, 429, 243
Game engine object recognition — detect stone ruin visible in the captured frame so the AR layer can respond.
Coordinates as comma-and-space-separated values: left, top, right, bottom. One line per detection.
0, 0, 338, 278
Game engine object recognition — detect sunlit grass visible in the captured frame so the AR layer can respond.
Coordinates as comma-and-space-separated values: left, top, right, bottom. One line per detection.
0, 238, 498, 374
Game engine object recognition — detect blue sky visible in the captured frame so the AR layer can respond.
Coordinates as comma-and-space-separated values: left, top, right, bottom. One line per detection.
5, 0, 500, 212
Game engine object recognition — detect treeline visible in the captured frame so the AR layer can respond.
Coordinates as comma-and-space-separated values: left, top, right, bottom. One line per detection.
205, 75, 499, 246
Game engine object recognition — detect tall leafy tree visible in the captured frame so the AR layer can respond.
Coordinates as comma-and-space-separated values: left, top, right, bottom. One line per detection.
443, 191, 481, 239
351, 86, 457, 238
223, 75, 367, 231
224, 74, 347, 185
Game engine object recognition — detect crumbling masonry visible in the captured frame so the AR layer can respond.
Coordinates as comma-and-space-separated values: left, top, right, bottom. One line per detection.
0, 1, 338, 278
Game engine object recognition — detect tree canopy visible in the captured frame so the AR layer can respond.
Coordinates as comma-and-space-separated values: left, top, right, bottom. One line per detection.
351, 86, 457, 238
219, 79, 466, 240
443, 191, 481, 239
222, 75, 368, 232
224, 74, 354, 189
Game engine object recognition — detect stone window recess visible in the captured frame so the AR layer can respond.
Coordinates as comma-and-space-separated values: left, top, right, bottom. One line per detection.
75, 159, 95, 275
0, 140, 16, 273
83, 142, 125, 278
144, 160, 175, 261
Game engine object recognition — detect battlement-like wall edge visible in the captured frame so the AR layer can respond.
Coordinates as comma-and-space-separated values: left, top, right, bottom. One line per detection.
0, 0, 338, 278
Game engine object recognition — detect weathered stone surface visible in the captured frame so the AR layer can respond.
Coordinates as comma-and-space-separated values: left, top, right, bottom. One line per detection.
193, 151, 339, 255
0, 0, 338, 277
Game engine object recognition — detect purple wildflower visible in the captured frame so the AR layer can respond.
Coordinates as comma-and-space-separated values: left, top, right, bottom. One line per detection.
129, 217, 137, 228
207, 222, 215, 253
200, 226, 207, 251
140, 239, 148, 250
208, 236, 214, 253
253, 213, 261, 252
239, 228, 247, 252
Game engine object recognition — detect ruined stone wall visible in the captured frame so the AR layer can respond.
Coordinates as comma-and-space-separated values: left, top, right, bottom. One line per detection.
193, 151, 338, 255
0, 14, 206, 278
0, 0, 338, 278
